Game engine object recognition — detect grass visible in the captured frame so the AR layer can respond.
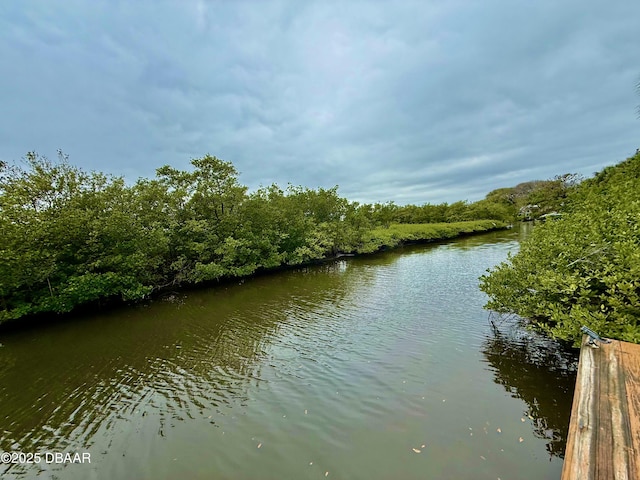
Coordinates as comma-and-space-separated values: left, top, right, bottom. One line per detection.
356, 220, 507, 254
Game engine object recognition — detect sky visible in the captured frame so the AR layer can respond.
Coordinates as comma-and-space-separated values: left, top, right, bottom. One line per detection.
1, 1, 639, 205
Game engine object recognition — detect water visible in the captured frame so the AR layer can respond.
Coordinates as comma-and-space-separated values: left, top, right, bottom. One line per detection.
0, 226, 578, 479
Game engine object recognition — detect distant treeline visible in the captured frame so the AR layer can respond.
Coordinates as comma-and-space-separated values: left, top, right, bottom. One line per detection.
375, 171, 578, 225
481, 151, 640, 345
0, 152, 564, 323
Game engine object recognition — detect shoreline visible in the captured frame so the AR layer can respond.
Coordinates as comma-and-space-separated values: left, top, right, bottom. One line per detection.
0, 221, 508, 333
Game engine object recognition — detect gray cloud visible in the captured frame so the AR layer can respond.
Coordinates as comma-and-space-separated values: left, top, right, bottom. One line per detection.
1, 0, 638, 204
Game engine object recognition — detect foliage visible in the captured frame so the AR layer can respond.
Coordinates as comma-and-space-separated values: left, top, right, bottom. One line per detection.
480, 152, 640, 345
358, 221, 504, 254
383, 175, 581, 226
0, 152, 165, 321
0, 152, 507, 324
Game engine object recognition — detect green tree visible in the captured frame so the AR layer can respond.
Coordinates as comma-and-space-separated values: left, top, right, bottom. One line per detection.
445, 200, 470, 222
0, 150, 509, 324
0, 152, 159, 320
480, 152, 640, 345
155, 155, 248, 283
372, 201, 398, 228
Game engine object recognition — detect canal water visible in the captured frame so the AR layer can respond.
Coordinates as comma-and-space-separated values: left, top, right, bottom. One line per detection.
0, 227, 578, 479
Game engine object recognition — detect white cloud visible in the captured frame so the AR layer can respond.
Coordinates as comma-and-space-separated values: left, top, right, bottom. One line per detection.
0, 0, 638, 204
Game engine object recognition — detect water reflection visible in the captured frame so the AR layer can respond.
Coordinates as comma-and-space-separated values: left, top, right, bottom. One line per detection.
481, 318, 578, 459
0, 259, 378, 474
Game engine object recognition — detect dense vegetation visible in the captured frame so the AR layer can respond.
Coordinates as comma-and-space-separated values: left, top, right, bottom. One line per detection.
480, 151, 640, 345
376, 174, 577, 225
359, 221, 502, 253
0, 152, 508, 324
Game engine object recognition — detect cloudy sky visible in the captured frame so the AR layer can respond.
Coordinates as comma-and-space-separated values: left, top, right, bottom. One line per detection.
1, 1, 638, 204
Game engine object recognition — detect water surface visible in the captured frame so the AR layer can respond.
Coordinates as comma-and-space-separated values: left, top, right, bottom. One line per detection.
0, 227, 578, 479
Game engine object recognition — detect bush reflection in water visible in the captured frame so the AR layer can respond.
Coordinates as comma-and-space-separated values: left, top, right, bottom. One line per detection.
482, 315, 578, 459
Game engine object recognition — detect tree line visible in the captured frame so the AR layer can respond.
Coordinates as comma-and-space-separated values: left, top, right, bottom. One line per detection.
0, 151, 571, 324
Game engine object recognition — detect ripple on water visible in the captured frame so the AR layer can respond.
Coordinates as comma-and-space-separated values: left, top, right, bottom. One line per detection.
0, 233, 572, 479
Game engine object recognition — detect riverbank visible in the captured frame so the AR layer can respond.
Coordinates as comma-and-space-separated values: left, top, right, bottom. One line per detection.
357, 220, 507, 253
480, 151, 640, 345
0, 220, 507, 331
247, 220, 508, 275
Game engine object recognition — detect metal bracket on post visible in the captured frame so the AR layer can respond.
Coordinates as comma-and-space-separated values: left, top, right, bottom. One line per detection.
580, 325, 611, 348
